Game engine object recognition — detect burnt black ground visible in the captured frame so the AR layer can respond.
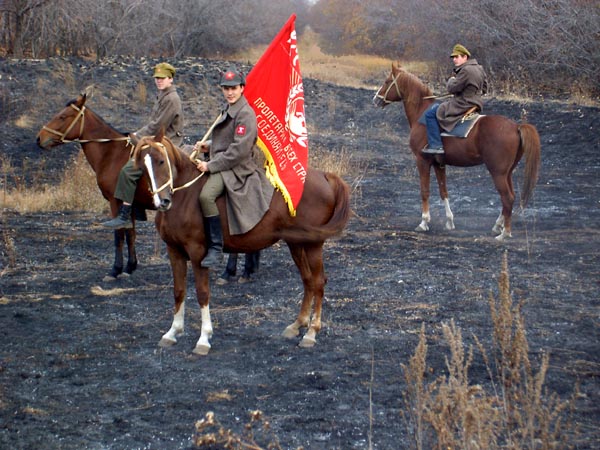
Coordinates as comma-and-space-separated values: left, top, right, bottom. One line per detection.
1, 57, 599, 449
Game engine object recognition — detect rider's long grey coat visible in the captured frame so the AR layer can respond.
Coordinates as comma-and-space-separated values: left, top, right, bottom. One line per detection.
436, 58, 488, 132
135, 85, 184, 146
206, 96, 274, 235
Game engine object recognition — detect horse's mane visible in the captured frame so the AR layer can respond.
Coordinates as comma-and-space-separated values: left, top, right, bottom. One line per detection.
394, 64, 433, 106
66, 98, 127, 135
133, 135, 183, 168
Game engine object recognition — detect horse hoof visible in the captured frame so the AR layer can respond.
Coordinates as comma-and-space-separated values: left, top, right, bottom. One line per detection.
215, 277, 229, 286
238, 275, 253, 284
158, 337, 176, 348
282, 325, 300, 339
192, 344, 210, 355
299, 336, 316, 348
103, 274, 118, 282
415, 224, 428, 232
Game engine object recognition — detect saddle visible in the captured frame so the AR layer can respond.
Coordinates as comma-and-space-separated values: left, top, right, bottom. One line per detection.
441, 106, 483, 138
419, 106, 484, 139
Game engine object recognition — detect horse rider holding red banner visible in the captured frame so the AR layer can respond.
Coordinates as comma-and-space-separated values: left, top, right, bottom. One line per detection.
194, 65, 274, 268
422, 44, 488, 155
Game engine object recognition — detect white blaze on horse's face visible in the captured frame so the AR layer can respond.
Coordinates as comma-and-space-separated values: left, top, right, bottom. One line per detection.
143, 153, 162, 209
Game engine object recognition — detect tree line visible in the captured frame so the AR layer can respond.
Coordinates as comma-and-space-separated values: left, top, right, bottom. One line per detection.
1, 0, 598, 96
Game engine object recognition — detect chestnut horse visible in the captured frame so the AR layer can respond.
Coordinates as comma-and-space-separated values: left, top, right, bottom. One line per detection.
373, 62, 541, 240
131, 131, 351, 354
37, 94, 155, 278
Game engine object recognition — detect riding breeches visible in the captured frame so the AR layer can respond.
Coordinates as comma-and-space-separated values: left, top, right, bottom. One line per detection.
114, 159, 143, 204
425, 103, 443, 148
198, 172, 224, 217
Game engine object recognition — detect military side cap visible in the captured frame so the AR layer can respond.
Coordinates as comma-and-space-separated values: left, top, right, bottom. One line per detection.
153, 62, 176, 78
219, 65, 245, 86
450, 44, 471, 57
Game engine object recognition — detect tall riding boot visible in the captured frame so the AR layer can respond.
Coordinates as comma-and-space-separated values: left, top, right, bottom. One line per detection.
201, 216, 223, 268
102, 204, 133, 229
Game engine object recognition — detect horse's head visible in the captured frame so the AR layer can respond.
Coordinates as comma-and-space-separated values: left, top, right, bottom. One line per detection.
373, 62, 405, 108
37, 94, 88, 148
132, 129, 181, 211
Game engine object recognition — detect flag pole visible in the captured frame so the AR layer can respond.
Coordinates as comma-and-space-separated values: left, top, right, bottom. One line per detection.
189, 113, 222, 163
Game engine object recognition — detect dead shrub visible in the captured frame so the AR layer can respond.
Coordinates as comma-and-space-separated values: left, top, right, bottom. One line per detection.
401, 252, 575, 450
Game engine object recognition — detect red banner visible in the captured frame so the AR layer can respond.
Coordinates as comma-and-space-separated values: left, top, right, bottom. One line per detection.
245, 14, 308, 216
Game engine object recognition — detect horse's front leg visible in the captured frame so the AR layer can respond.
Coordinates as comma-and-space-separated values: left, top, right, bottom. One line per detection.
190, 262, 212, 355
415, 158, 432, 231
159, 249, 188, 347
433, 164, 455, 230
107, 229, 125, 279
124, 228, 138, 275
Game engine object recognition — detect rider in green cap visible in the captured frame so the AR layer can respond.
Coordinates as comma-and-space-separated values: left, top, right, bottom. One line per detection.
102, 62, 184, 228
422, 44, 488, 155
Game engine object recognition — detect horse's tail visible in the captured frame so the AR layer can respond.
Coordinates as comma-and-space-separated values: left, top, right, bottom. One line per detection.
280, 172, 352, 243
518, 123, 541, 208
322, 172, 352, 235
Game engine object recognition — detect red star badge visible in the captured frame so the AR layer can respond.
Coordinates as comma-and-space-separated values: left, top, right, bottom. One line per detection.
236, 125, 246, 136
225, 71, 235, 80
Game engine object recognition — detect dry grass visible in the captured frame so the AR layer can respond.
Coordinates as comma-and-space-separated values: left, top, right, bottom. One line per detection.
401, 252, 575, 450
193, 410, 289, 450
232, 28, 431, 90
0, 150, 106, 213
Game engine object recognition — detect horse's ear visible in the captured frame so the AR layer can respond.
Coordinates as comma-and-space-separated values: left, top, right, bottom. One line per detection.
392, 61, 401, 70
155, 127, 165, 143
76, 93, 87, 107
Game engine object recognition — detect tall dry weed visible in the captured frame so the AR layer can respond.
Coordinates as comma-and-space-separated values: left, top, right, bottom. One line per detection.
401, 252, 575, 450
0, 150, 106, 213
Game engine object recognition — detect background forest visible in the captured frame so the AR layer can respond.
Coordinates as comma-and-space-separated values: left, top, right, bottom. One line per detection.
0, 0, 598, 98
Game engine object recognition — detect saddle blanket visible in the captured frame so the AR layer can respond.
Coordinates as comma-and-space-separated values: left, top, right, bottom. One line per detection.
418, 111, 484, 138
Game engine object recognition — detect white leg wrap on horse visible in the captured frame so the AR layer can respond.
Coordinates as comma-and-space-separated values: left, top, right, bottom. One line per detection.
443, 199, 455, 230
495, 229, 512, 241
492, 213, 505, 235
159, 303, 185, 347
193, 305, 213, 355
416, 211, 430, 232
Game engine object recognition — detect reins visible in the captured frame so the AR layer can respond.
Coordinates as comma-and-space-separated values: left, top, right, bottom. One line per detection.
375, 70, 454, 103
142, 142, 205, 196
42, 103, 131, 146
374, 71, 403, 104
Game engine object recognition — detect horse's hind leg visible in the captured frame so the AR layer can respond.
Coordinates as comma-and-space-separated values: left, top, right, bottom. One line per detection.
124, 228, 138, 275
433, 164, 455, 230
283, 243, 325, 348
108, 229, 125, 279
216, 253, 238, 285
491, 174, 514, 240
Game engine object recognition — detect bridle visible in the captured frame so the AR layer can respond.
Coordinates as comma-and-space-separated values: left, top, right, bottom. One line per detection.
42, 103, 131, 145
141, 142, 204, 199
374, 71, 403, 104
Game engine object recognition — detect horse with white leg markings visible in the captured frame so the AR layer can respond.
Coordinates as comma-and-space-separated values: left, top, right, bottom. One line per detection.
132, 131, 351, 355
373, 62, 541, 240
